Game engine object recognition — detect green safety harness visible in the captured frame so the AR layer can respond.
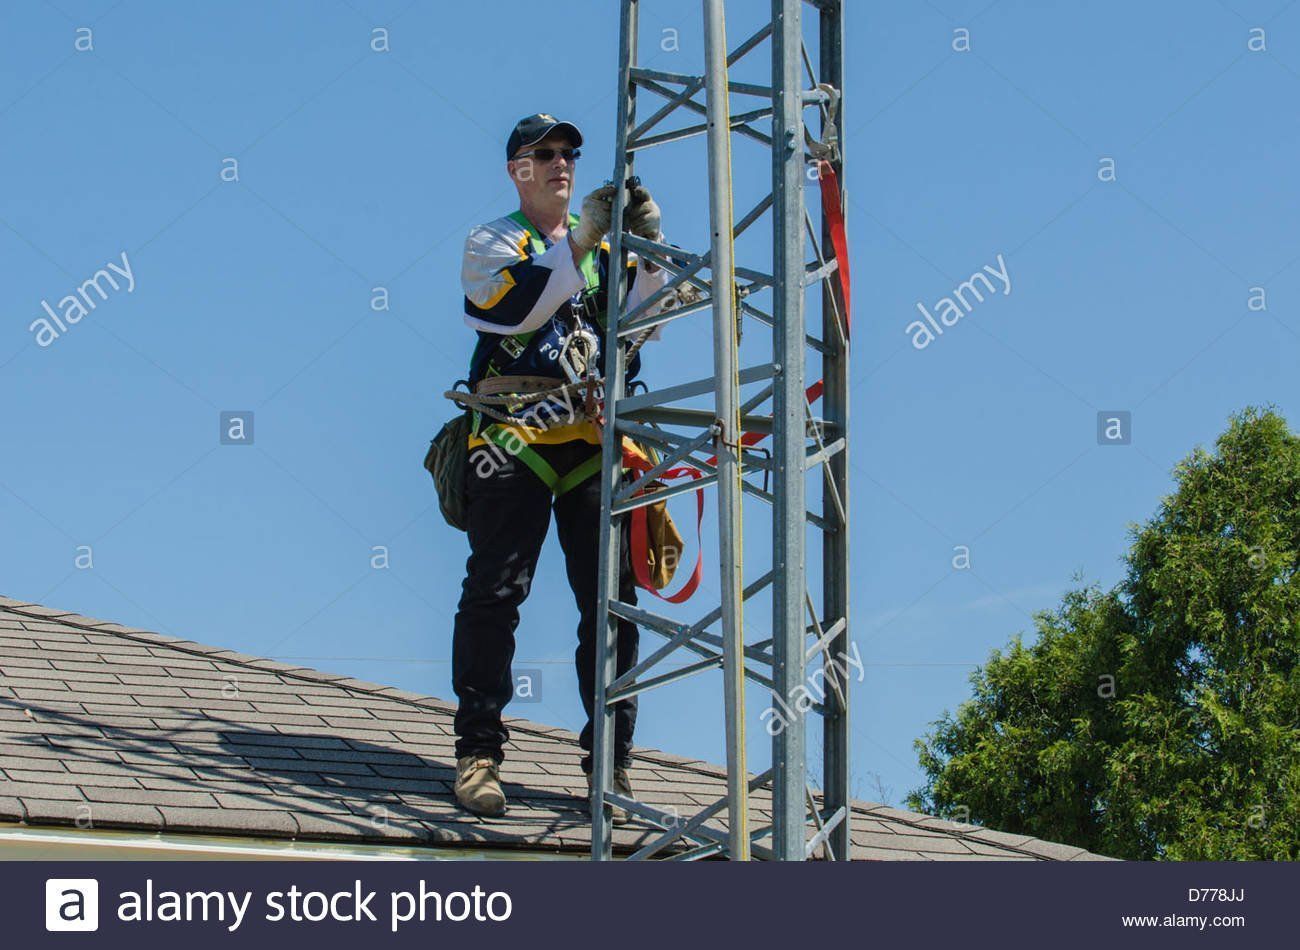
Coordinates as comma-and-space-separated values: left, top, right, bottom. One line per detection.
472, 210, 603, 385
472, 210, 604, 497
477, 425, 605, 496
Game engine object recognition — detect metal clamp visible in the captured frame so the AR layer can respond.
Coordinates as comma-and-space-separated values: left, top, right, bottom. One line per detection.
557, 327, 601, 385
804, 82, 841, 164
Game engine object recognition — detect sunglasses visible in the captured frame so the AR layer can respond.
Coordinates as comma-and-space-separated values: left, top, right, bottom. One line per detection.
513, 147, 581, 162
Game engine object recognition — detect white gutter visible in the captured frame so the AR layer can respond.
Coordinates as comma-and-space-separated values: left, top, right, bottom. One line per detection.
0, 823, 575, 861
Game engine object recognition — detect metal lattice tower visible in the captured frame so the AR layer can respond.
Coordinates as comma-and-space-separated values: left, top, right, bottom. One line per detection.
592, 0, 849, 861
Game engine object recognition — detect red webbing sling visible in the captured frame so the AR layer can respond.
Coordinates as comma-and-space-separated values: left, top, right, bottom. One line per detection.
623, 444, 706, 603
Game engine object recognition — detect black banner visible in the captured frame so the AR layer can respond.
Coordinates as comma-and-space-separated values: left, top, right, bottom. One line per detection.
5, 860, 1294, 948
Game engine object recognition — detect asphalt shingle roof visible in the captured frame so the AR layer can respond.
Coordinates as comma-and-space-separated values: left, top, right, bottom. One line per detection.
0, 596, 1112, 860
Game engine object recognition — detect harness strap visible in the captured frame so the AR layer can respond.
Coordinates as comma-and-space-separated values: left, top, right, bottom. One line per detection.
479, 424, 601, 496
473, 374, 567, 396
556, 452, 604, 495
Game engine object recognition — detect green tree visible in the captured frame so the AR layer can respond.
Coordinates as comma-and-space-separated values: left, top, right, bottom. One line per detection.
909, 408, 1300, 859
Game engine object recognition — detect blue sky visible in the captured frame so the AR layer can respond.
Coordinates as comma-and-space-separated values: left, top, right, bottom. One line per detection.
2, 0, 1298, 811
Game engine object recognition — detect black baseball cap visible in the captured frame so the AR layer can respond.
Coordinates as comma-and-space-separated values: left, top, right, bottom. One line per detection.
506, 113, 583, 160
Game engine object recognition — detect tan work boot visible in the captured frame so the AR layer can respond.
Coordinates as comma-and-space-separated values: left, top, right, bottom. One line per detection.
455, 755, 506, 817
588, 766, 634, 826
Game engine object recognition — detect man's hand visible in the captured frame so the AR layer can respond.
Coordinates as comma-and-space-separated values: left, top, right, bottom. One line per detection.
569, 184, 616, 261
626, 184, 661, 241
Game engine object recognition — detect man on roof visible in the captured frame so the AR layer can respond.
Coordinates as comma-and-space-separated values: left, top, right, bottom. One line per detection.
450, 113, 668, 820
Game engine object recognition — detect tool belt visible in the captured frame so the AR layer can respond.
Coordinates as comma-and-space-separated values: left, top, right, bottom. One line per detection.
470, 374, 590, 428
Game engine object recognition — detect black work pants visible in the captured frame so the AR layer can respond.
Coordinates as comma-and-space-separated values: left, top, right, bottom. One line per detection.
451, 438, 639, 772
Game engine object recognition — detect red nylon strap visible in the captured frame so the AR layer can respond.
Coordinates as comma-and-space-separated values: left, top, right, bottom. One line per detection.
817, 160, 852, 330
623, 447, 705, 603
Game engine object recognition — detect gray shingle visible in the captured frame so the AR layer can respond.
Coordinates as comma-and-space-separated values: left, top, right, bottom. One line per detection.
854, 845, 930, 860
67, 759, 197, 780
190, 765, 313, 784
963, 839, 1038, 857
368, 762, 456, 780
0, 740, 75, 760
21, 798, 165, 828
2, 722, 102, 738
141, 775, 269, 794
7, 695, 84, 714
1, 656, 55, 670
240, 755, 377, 776
12, 622, 90, 637
5, 666, 118, 684
1, 754, 69, 775
0, 599, 1114, 861
214, 732, 350, 750
1016, 839, 1089, 860
926, 852, 1040, 862
11, 605, 72, 618
300, 747, 426, 767
213, 791, 352, 814
293, 811, 392, 840
0, 780, 84, 801
83, 786, 218, 808
201, 710, 331, 728
318, 774, 436, 794
48, 735, 164, 753
157, 805, 297, 836
0, 796, 24, 821
966, 828, 1037, 849
12, 770, 140, 788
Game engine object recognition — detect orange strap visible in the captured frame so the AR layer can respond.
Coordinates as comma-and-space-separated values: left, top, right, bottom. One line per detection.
623, 445, 705, 603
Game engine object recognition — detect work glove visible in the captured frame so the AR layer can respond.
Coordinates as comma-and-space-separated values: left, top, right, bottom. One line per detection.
626, 184, 662, 241
570, 184, 616, 253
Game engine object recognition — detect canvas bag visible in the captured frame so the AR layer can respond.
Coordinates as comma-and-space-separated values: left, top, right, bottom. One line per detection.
423, 411, 471, 531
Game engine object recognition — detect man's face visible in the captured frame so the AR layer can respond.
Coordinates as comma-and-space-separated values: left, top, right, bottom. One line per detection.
507, 131, 579, 203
